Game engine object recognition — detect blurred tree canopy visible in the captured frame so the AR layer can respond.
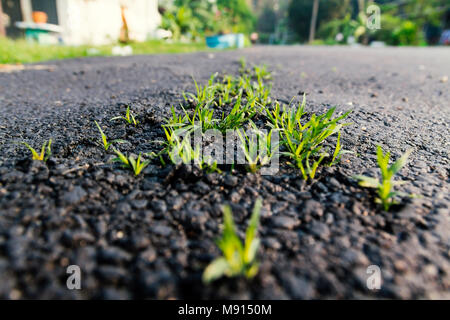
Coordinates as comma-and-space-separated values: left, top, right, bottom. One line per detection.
287, 0, 449, 45
160, 0, 449, 45
255, 0, 291, 44
217, 0, 255, 34
288, 0, 351, 42
160, 0, 254, 40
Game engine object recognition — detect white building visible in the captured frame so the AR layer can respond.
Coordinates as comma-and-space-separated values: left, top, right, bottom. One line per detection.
3, 0, 161, 45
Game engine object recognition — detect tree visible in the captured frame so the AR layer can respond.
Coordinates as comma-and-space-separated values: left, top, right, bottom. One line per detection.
216, 0, 255, 33
162, 0, 255, 38
288, 0, 350, 42
0, 0, 6, 37
257, 5, 278, 33
309, 0, 319, 42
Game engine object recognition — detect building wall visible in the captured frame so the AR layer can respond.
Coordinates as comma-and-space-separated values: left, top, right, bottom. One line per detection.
56, 0, 161, 45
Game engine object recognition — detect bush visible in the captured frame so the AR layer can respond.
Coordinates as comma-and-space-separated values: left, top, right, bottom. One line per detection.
318, 14, 358, 44
160, 0, 254, 40
371, 14, 422, 46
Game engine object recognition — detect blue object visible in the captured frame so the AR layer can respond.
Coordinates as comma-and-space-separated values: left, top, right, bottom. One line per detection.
206, 33, 245, 49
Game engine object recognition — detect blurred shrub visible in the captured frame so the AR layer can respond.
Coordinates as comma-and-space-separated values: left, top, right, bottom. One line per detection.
318, 13, 424, 46
288, 0, 351, 42
217, 0, 255, 34
160, 0, 254, 41
371, 14, 422, 45
318, 14, 358, 44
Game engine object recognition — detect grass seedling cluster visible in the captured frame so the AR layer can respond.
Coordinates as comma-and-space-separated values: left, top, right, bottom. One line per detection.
112, 148, 150, 176
237, 122, 278, 173
266, 95, 351, 180
19, 139, 52, 162
160, 61, 275, 171
158, 60, 352, 179
111, 106, 138, 126
203, 198, 262, 284
353, 145, 413, 211
95, 121, 126, 151
159, 126, 220, 173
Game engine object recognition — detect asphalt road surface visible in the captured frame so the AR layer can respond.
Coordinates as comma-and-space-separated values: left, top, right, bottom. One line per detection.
0, 46, 449, 299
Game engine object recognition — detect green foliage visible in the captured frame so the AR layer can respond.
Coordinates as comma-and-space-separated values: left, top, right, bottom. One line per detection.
380, 0, 449, 30
318, 13, 362, 44
237, 122, 279, 173
160, 65, 351, 179
256, 5, 278, 33
112, 149, 150, 176
161, 4, 201, 40
161, 0, 255, 40
329, 131, 353, 166
395, 21, 420, 45
288, 0, 351, 42
160, 126, 220, 173
295, 0, 448, 45
159, 63, 274, 172
19, 139, 52, 162
94, 121, 126, 151
167, 63, 272, 134
203, 198, 262, 284
111, 106, 138, 126
217, 92, 258, 132
358, 14, 423, 46
216, 0, 255, 34
0, 38, 207, 64
353, 146, 413, 211
265, 95, 351, 180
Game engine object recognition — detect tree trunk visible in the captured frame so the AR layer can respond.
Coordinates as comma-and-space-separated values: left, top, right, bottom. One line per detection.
358, 0, 365, 14
308, 0, 319, 43
0, 0, 6, 37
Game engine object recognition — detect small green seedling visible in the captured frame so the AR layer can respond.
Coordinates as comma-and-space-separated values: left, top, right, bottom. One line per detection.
217, 92, 257, 132
20, 139, 52, 161
183, 74, 218, 107
94, 121, 126, 151
253, 64, 272, 81
112, 148, 149, 176
269, 95, 351, 180
353, 145, 413, 211
328, 131, 353, 167
161, 127, 220, 173
203, 198, 262, 284
238, 57, 250, 75
111, 106, 138, 126
237, 123, 278, 173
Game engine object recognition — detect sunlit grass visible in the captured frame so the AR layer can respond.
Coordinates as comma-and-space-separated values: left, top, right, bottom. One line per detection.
353, 146, 413, 211
0, 38, 208, 64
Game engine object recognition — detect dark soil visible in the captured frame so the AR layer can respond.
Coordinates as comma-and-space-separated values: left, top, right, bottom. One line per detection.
0, 46, 449, 299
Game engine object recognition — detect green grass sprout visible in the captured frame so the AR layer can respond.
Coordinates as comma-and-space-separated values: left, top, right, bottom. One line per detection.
112, 148, 150, 176
237, 123, 278, 173
94, 121, 126, 151
161, 128, 220, 173
203, 198, 262, 284
111, 106, 138, 126
19, 139, 52, 161
217, 93, 257, 132
328, 131, 354, 166
266, 94, 351, 180
353, 145, 413, 211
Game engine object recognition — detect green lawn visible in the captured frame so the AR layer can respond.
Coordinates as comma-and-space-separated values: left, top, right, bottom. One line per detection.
0, 38, 209, 64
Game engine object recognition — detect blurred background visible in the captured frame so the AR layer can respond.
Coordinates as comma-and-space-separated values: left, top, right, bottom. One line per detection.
1, 0, 449, 64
